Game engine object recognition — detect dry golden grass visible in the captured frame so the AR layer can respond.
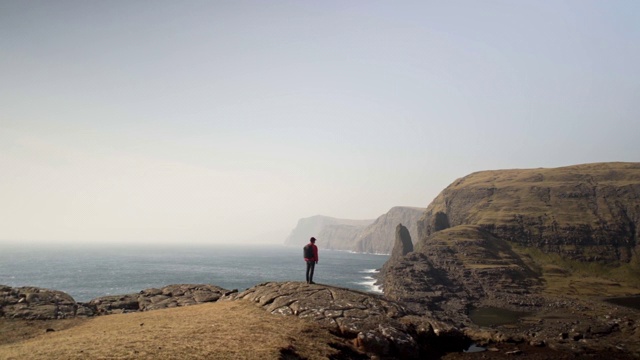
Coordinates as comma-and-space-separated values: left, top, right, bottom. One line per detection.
0, 300, 348, 360
430, 162, 640, 226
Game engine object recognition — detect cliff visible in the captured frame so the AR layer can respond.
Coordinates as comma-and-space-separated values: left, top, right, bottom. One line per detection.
382, 162, 640, 328
285, 207, 425, 254
317, 223, 368, 251
283, 215, 374, 250
354, 206, 425, 254
416, 162, 640, 264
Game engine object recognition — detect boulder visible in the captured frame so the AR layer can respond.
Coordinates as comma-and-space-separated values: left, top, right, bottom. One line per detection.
0, 286, 83, 320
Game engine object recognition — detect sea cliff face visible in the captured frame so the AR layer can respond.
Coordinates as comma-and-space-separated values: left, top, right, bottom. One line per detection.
285, 207, 425, 254
416, 162, 640, 263
283, 215, 374, 250
380, 163, 640, 344
378, 162, 640, 357
353, 206, 425, 254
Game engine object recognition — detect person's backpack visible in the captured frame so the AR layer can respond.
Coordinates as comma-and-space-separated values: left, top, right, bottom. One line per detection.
303, 244, 314, 259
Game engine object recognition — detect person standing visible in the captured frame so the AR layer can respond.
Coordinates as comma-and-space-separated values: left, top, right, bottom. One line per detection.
303, 237, 319, 284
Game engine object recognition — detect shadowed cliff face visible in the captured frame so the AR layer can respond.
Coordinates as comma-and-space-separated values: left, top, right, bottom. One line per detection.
384, 224, 413, 267
416, 162, 640, 264
380, 224, 414, 282
383, 225, 544, 317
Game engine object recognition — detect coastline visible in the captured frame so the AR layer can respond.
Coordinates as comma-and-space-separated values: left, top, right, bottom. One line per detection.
0, 244, 388, 302
3, 281, 638, 359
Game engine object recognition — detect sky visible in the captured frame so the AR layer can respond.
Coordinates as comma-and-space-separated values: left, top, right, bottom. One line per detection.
1, 1, 639, 245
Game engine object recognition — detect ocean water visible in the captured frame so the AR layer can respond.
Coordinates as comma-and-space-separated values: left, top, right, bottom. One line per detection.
0, 244, 388, 302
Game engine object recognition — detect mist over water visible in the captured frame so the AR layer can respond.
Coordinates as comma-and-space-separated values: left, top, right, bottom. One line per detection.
0, 244, 388, 302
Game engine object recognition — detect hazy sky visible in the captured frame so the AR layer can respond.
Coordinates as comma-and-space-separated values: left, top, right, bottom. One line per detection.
1, 1, 639, 245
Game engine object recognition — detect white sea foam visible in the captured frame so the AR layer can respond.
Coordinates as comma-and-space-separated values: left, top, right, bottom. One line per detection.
354, 269, 383, 293
339, 249, 389, 256
359, 269, 380, 274
355, 278, 383, 294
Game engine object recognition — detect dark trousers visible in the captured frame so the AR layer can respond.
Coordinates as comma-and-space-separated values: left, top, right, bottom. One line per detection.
306, 260, 315, 283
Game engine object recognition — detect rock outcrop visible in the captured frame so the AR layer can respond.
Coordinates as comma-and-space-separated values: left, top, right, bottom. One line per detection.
234, 281, 467, 359
0, 284, 233, 319
0, 285, 85, 320
392, 223, 414, 258
353, 206, 425, 254
284, 215, 374, 250
380, 224, 414, 277
87, 284, 233, 315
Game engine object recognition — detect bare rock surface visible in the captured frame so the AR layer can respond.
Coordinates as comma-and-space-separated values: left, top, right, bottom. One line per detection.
0, 284, 233, 319
87, 284, 233, 315
233, 281, 469, 359
0, 285, 85, 320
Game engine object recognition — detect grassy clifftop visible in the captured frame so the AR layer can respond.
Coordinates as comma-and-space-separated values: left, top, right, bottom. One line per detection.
417, 162, 640, 265
421, 162, 639, 226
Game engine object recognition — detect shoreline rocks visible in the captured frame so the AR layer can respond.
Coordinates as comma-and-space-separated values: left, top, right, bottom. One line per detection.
0, 284, 235, 319
87, 284, 234, 315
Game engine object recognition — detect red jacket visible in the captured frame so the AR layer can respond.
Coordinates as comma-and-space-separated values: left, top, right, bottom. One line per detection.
304, 243, 319, 262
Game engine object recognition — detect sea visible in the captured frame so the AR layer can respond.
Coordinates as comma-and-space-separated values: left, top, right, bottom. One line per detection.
0, 244, 388, 302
